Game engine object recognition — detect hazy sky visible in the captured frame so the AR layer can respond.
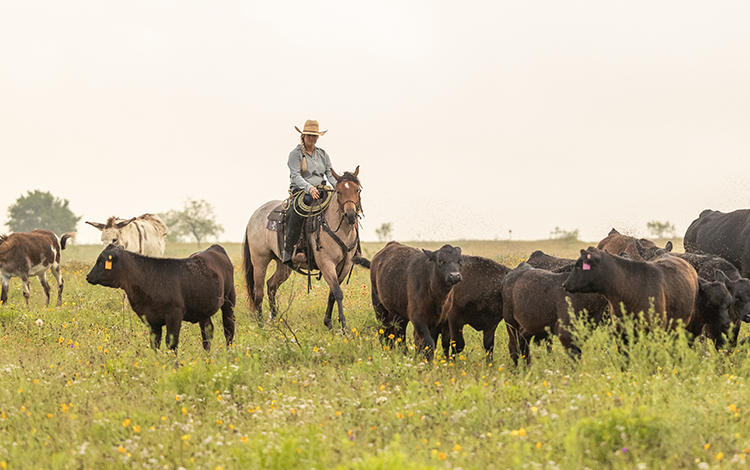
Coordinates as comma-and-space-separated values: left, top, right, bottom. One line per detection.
2, 1, 749, 245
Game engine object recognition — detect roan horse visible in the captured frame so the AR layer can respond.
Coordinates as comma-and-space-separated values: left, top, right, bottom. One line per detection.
242, 167, 363, 330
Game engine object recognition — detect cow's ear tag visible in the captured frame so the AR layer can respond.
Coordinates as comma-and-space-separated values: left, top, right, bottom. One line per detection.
587, 254, 591, 259
582, 262, 591, 270
105, 255, 112, 270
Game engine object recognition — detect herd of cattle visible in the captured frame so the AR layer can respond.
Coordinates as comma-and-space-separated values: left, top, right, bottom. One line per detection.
3, 208, 750, 360
369, 209, 750, 363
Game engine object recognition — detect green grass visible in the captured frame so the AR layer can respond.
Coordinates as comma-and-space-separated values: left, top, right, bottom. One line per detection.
1, 239, 748, 469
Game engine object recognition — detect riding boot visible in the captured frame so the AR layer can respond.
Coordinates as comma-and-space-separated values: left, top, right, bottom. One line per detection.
282, 209, 304, 268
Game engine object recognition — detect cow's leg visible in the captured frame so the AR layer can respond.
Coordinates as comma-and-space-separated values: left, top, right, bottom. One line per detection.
267, 260, 292, 320
441, 323, 454, 359
482, 325, 497, 362
0, 274, 10, 306
449, 320, 466, 357
149, 324, 163, 350
38, 273, 52, 307
505, 323, 522, 366
49, 263, 64, 307
411, 317, 436, 361
221, 298, 236, 347
20, 274, 31, 307
165, 315, 183, 352
199, 317, 214, 351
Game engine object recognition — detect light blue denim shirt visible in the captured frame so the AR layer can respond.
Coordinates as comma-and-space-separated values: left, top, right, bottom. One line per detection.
287, 144, 337, 193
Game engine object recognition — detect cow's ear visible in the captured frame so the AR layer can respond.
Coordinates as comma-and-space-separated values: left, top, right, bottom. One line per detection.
86, 221, 105, 231
422, 249, 437, 262
608, 228, 620, 235
664, 241, 673, 252
115, 217, 136, 229
698, 277, 709, 292
715, 270, 730, 284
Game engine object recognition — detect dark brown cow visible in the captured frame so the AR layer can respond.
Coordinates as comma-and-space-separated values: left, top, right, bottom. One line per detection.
671, 252, 750, 347
597, 228, 673, 261
685, 276, 733, 348
0, 230, 75, 307
684, 209, 750, 277
370, 242, 462, 360
439, 256, 510, 359
86, 244, 236, 352
525, 250, 576, 272
563, 248, 698, 329
503, 263, 608, 364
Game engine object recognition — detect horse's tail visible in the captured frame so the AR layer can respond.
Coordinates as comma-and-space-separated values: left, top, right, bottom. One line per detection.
242, 230, 257, 312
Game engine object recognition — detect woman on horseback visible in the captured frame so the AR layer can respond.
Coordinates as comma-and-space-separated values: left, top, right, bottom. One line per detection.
282, 119, 338, 267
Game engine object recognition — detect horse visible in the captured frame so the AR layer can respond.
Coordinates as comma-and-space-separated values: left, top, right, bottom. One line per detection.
242, 166, 363, 331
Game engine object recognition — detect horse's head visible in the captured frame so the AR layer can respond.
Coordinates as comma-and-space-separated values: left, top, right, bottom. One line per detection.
331, 166, 362, 226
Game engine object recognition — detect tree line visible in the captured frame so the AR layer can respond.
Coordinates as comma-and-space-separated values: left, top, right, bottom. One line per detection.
4, 190, 223, 247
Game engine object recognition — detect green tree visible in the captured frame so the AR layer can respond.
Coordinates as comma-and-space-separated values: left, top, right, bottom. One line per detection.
375, 222, 393, 242
550, 226, 580, 242
5, 190, 81, 234
646, 220, 676, 239
161, 198, 223, 247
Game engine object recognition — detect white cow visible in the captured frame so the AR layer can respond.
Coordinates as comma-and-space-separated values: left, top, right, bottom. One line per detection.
86, 214, 167, 257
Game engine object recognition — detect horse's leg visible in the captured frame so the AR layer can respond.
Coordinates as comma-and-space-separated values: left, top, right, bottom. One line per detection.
318, 261, 346, 331
250, 256, 272, 324
267, 260, 292, 320
324, 291, 336, 329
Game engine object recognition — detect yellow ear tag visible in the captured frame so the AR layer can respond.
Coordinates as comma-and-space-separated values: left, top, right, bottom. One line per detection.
105, 255, 112, 270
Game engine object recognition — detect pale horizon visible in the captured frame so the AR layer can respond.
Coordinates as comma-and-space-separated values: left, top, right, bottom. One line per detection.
3, 1, 749, 246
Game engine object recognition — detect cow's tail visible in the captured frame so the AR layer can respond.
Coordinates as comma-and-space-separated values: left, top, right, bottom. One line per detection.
352, 254, 371, 269
60, 232, 76, 250
242, 230, 257, 312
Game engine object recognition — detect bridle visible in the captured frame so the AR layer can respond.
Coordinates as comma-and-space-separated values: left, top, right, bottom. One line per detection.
333, 182, 363, 231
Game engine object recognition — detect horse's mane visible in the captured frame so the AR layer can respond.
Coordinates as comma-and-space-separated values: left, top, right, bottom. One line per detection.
0, 234, 7, 246
337, 171, 361, 187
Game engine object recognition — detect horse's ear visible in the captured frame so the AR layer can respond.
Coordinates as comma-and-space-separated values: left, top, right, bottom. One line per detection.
331, 168, 340, 181
353, 165, 359, 177
115, 217, 137, 229
86, 221, 105, 231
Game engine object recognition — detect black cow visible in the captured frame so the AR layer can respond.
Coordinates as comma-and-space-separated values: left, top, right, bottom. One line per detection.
86, 244, 236, 352
370, 241, 462, 360
439, 256, 510, 359
684, 209, 750, 277
686, 276, 733, 348
672, 252, 750, 346
526, 250, 576, 272
503, 263, 608, 364
563, 248, 698, 329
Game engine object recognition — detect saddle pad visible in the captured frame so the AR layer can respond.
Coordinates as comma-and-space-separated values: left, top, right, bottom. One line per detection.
266, 204, 285, 231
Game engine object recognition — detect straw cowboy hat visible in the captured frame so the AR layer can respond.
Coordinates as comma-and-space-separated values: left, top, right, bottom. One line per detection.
295, 120, 328, 136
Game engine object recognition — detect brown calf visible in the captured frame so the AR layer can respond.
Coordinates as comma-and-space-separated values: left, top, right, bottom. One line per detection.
0, 230, 75, 307
370, 242, 462, 360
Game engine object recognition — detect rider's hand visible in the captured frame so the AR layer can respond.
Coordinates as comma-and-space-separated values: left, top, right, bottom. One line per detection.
309, 187, 320, 199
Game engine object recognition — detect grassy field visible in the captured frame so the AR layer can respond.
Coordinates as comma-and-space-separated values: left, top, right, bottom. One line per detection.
2, 238, 749, 469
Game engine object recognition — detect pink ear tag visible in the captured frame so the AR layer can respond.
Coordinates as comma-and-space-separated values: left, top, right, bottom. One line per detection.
582, 262, 591, 270
587, 254, 591, 259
